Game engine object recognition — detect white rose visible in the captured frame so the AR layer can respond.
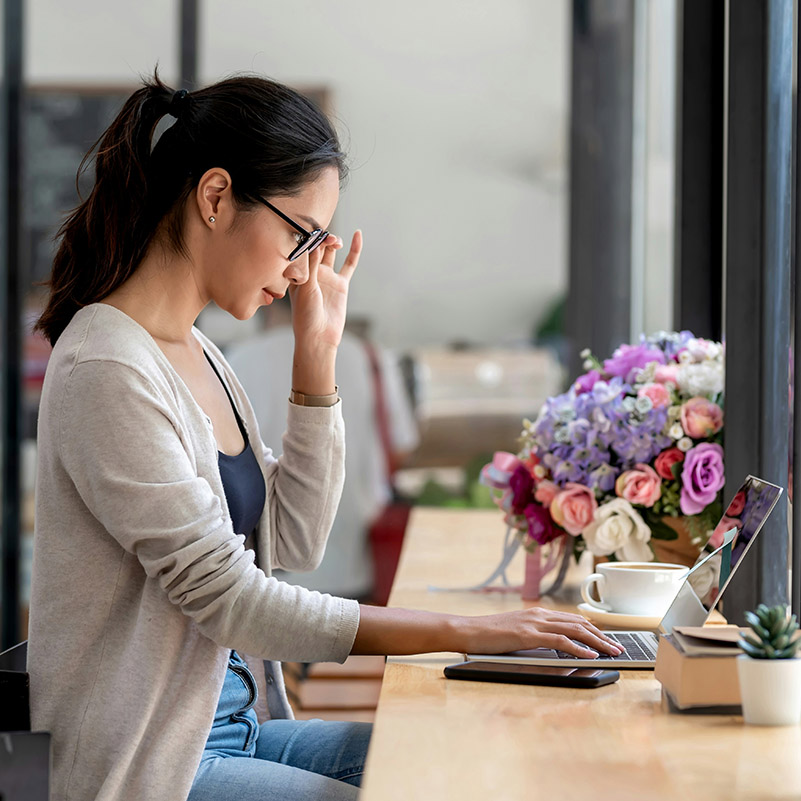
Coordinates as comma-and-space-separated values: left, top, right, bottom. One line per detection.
582, 498, 653, 561
688, 553, 721, 606
685, 338, 722, 362
677, 362, 724, 397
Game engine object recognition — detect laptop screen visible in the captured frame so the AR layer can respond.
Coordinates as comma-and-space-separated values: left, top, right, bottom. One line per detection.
659, 475, 783, 633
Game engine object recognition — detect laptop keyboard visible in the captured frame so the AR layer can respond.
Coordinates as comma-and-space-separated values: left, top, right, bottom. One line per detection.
551, 631, 658, 661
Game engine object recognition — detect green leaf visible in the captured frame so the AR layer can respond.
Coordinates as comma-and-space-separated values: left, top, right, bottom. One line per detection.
744, 611, 761, 629
647, 518, 679, 541
739, 641, 766, 658
742, 633, 766, 651
753, 623, 771, 642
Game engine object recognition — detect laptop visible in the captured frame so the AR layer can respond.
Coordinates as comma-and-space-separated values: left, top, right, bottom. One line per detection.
464, 475, 783, 669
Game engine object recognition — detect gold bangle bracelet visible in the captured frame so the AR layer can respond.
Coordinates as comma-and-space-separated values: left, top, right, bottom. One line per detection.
289, 386, 339, 407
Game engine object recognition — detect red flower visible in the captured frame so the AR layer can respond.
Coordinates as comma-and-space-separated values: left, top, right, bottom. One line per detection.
727, 490, 746, 517
509, 465, 534, 515
524, 503, 561, 545
654, 447, 685, 481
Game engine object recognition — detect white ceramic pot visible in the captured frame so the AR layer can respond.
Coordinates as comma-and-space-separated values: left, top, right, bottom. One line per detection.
736, 655, 801, 726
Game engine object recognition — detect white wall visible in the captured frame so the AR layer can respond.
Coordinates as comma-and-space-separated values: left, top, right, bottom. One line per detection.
27, 0, 177, 84
26, 0, 570, 350
642, 0, 676, 336
201, 0, 570, 349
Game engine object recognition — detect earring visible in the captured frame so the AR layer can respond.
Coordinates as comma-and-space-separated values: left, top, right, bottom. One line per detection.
209, 216, 216, 223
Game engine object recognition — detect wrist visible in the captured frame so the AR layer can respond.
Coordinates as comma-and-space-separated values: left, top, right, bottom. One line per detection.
292, 346, 337, 396
442, 615, 477, 653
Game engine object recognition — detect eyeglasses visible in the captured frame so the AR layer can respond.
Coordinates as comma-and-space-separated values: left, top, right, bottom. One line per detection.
257, 197, 329, 262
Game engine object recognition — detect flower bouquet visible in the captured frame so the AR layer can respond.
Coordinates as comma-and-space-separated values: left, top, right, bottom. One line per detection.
481, 331, 727, 599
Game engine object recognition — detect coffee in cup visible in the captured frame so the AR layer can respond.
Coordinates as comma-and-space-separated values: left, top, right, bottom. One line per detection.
580, 562, 689, 617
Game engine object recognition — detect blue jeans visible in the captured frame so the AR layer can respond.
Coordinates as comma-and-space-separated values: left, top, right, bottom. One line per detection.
188, 651, 372, 801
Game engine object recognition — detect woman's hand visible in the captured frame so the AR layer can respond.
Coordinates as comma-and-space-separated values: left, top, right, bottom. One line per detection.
458, 608, 624, 658
352, 604, 625, 658
288, 230, 362, 396
289, 230, 362, 352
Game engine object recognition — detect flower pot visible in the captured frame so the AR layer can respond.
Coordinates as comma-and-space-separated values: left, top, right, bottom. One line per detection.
650, 516, 703, 568
736, 655, 801, 725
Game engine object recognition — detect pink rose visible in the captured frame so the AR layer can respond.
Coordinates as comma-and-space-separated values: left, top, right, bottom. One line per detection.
638, 383, 671, 409
480, 451, 524, 490
549, 483, 597, 536
709, 515, 742, 549
653, 364, 680, 385
680, 397, 724, 439
654, 447, 685, 481
680, 443, 725, 515
614, 463, 662, 507
534, 479, 558, 507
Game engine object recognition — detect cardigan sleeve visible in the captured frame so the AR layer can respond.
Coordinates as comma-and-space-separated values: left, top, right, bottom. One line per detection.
57, 359, 360, 663
258, 400, 346, 572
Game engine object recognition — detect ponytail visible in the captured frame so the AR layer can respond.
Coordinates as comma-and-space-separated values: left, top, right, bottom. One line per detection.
36, 70, 346, 345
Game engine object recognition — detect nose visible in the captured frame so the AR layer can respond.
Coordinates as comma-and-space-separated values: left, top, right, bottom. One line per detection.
285, 252, 310, 285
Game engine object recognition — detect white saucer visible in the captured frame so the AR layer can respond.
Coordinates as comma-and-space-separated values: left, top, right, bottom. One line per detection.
577, 602, 662, 630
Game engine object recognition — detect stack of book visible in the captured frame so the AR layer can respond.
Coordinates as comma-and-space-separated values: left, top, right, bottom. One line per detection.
654, 625, 745, 713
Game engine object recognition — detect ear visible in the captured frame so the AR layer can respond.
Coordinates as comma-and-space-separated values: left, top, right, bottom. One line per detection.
195, 168, 233, 228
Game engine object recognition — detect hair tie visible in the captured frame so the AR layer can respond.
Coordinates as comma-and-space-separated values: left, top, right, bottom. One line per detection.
168, 89, 189, 119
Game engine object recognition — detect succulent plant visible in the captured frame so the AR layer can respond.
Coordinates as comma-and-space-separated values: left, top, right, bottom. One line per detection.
739, 604, 801, 659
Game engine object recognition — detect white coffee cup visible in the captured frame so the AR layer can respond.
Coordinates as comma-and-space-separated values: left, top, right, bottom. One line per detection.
580, 562, 689, 617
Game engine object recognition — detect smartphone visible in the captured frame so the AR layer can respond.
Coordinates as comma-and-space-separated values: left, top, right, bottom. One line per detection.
443, 661, 620, 688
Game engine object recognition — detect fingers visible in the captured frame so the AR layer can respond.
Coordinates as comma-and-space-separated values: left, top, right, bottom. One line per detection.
534, 610, 623, 652
536, 633, 602, 659
337, 230, 362, 281
543, 622, 623, 656
318, 234, 344, 269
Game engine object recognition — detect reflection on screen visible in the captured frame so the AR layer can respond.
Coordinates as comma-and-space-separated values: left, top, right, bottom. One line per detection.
686, 477, 783, 615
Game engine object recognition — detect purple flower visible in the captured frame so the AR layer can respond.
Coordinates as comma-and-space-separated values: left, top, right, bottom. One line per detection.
553, 459, 583, 484
524, 503, 561, 545
603, 344, 666, 383
680, 443, 725, 515
509, 465, 534, 515
588, 463, 619, 493
575, 369, 601, 395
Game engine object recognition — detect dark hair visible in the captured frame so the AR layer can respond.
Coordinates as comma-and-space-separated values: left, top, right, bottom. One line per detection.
36, 70, 347, 344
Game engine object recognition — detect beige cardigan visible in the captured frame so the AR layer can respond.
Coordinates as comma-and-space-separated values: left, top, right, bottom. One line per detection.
27, 304, 360, 801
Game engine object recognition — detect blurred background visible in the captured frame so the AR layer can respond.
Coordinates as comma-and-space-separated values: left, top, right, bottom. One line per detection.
1, 0, 800, 647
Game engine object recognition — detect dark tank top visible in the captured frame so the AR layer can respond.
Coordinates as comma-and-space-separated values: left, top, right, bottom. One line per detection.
205, 353, 266, 537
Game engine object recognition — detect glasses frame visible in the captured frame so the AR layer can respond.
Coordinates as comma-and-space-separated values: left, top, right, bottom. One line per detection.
257, 197, 329, 262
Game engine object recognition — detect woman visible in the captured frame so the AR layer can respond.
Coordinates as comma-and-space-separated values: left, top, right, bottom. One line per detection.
27, 73, 622, 801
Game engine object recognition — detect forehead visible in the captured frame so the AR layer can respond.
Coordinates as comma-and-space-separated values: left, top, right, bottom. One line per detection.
275, 167, 340, 228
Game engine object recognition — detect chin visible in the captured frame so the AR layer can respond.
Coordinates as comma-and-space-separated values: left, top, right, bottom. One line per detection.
216, 301, 257, 322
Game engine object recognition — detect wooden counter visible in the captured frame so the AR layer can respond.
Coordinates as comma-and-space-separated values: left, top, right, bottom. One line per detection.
360, 508, 801, 801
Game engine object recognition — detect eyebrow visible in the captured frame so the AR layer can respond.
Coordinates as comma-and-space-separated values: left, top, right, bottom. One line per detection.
298, 213, 322, 231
